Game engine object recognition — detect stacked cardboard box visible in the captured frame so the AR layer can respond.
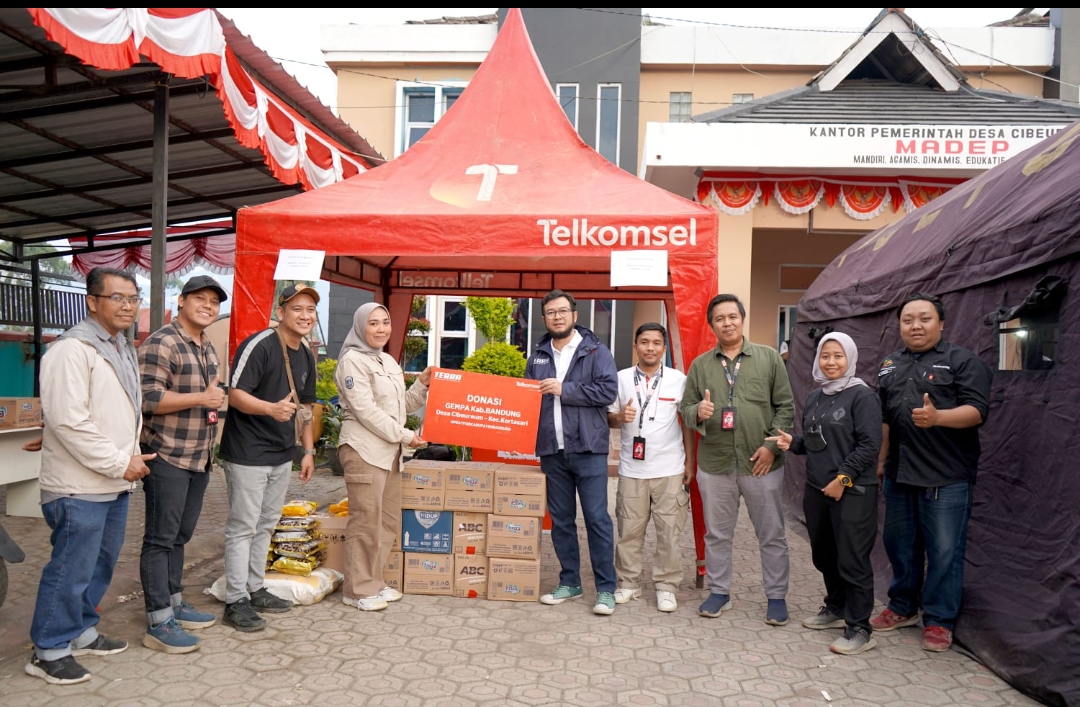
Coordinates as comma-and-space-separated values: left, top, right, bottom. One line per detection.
487, 465, 546, 602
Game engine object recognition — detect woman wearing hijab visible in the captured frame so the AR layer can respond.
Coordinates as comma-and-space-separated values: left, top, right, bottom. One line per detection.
766, 333, 882, 655
334, 303, 431, 611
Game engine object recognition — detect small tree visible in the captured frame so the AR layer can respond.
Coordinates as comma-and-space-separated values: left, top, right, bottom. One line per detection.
462, 297, 525, 378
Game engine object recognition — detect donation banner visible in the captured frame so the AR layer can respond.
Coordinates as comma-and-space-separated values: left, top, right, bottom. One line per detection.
422, 369, 542, 455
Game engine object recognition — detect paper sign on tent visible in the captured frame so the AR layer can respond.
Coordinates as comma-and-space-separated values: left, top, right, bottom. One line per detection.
610, 250, 668, 287
274, 250, 326, 281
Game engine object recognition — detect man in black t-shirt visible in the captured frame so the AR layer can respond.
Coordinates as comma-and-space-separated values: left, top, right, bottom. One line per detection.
219, 284, 318, 633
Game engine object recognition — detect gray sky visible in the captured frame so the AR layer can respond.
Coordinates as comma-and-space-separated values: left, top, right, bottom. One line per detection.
217, 7, 1047, 109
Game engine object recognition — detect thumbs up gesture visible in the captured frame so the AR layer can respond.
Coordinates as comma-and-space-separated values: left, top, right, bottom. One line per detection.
203, 374, 225, 409
267, 394, 298, 422
698, 389, 715, 422
621, 399, 638, 424
912, 392, 938, 428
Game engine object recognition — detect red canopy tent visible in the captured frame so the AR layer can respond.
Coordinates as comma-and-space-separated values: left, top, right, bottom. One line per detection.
230, 8, 718, 370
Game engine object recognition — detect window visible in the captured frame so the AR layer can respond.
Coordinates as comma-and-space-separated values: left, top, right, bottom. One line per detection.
669, 91, 692, 122
732, 93, 754, 104
556, 83, 579, 130
991, 276, 1065, 372
509, 298, 533, 353
395, 81, 467, 157
596, 83, 621, 166
437, 298, 472, 370
591, 300, 614, 349
778, 305, 797, 349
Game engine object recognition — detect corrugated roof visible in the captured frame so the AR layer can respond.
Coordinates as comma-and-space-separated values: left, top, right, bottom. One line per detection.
694, 80, 1080, 125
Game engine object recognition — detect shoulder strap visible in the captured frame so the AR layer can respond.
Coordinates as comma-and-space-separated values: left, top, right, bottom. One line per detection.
275, 328, 301, 407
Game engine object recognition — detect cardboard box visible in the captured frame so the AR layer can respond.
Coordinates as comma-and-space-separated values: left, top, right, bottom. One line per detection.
487, 557, 541, 602
382, 551, 403, 592
493, 492, 545, 518
443, 488, 494, 513
444, 462, 501, 492
453, 554, 488, 598
403, 552, 454, 595
400, 487, 444, 511
312, 514, 349, 574
452, 512, 487, 555
0, 397, 42, 430
494, 466, 546, 494
401, 509, 453, 554
401, 461, 447, 489
486, 514, 541, 560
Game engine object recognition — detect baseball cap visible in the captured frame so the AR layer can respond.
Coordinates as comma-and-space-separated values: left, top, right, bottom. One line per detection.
278, 283, 320, 305
180, 275, 228, 302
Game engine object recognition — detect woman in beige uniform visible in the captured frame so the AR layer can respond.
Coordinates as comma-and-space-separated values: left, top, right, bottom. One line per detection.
334, 302, 430, 611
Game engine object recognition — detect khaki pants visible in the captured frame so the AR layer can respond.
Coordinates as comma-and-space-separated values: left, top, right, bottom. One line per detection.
614, 474, 688, 592
340, 445, 400, 599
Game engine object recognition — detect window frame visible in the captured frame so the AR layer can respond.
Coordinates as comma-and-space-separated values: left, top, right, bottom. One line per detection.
394, 80, 469, 157
556, 83, 580, 131
669, 91, 692, 123
595, 82, 622, 166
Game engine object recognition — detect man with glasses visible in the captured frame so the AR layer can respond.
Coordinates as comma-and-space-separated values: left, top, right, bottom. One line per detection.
27, 267, 155, 684
137, 275, 228, 653
526, 290, 619, 615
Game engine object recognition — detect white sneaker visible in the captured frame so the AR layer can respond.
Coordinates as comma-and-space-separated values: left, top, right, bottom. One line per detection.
613, 587, 642, 604
378, 586, 403, 602
343, 595, 388, 611
656, 590, 677, 613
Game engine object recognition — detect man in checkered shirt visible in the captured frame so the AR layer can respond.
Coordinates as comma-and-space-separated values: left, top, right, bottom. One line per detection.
137, 275, 228, 654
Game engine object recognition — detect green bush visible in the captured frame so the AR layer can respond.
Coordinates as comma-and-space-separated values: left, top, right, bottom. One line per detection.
465, 296, 514, 342
315, 358, 338, 402
462, 341, 526, 378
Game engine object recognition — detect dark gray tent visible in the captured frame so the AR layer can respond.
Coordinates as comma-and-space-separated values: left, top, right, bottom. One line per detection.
787, 121, 1080, 706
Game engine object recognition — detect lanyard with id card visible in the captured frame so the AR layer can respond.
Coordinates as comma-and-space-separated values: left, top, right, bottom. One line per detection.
632, 367, 662, 460
720, 354, 743, 430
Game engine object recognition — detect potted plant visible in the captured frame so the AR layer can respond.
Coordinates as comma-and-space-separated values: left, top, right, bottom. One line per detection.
320, 401, 346, 476
313, 357, 339, 444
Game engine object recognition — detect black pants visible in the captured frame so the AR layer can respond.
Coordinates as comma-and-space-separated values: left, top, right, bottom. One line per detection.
140, 452, 210, 620
803, 482, 878, 632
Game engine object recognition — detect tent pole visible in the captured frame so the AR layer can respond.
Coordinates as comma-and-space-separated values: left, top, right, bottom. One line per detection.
31, 257, 42, 397
149, 80, 170, 333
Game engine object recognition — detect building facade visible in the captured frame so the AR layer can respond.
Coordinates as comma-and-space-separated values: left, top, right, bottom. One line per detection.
323, 8, 1078, 360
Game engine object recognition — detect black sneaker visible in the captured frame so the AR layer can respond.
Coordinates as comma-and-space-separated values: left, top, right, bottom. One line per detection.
25, 655, 91, 684
249, 587, 293, 614
71, 634, 128, 656
223, 599, 267, 632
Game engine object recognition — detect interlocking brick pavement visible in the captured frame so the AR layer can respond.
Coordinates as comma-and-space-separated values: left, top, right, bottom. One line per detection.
0, 467, 1041, 706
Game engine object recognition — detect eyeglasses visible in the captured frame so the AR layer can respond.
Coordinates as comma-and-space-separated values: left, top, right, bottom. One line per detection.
543, 308, 573, 319
92, 294, 142, 306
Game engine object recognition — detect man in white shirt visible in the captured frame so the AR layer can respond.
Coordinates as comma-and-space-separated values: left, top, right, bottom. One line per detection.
607, 323, 693, 612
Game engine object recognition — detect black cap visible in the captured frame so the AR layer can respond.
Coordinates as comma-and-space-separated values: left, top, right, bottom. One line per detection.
180, 275, 228, 302
278, 283, 320, 305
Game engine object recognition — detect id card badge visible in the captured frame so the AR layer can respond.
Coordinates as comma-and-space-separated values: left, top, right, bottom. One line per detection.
206, 409, 219, 425
721, 407, 736, 431
632, 436, 646, 461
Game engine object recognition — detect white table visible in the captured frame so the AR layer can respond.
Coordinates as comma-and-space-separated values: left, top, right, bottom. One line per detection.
0, 427, 43, 518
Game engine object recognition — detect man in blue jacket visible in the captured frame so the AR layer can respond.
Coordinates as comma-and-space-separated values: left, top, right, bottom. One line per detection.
526, 290, 619, 615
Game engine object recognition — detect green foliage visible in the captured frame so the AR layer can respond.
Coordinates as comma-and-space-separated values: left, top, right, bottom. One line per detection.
320, 401, 345, 447
411, 295, 427, 316
461, 341, 526, 378
465, 297, 514, 342
315, 358, 338, 402
405, 414, 422, 431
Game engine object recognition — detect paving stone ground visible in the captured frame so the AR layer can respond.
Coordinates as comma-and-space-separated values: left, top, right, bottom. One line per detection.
0, 467, 1040, 707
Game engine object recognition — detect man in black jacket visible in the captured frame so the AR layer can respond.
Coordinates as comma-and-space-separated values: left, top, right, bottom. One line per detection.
525, 290, 619, 616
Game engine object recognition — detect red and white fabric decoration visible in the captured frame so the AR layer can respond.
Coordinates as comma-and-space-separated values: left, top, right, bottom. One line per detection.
696, 173, 965, 221
68, 221, 236, 277
700, 180, 761, 216
28, 8, 368, 192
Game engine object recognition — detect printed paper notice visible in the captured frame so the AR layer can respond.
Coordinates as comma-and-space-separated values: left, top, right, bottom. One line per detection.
610, 250, 667, 287
273, 250, 325, 281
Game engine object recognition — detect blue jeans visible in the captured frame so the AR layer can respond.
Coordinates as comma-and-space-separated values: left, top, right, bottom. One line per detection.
140, 454, 210, 625
882, 477, 973, 629
30, 493, 130, 660
540, 451, 616, 593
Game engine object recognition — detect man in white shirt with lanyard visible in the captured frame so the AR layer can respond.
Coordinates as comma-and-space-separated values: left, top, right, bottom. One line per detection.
607, 323, 694, 612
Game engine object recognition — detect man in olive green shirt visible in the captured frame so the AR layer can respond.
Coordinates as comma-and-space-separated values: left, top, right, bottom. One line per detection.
681, 294, 795, 625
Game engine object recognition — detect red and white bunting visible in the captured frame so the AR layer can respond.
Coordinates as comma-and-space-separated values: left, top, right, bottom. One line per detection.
28, 8, 368, 193
68, 221, 236, 278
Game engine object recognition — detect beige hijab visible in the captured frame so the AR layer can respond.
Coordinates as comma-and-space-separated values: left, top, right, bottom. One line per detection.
339, 302, 390, 358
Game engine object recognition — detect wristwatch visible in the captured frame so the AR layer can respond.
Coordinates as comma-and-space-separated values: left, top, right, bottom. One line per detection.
301, 449, 317, 456
836, 474, 854, 488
